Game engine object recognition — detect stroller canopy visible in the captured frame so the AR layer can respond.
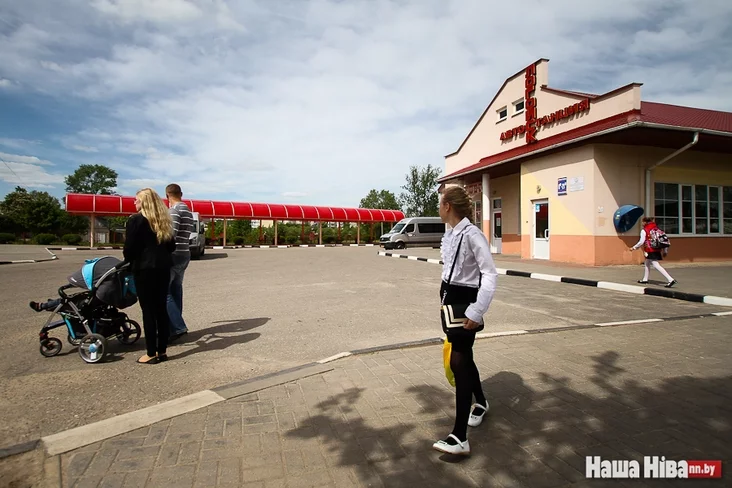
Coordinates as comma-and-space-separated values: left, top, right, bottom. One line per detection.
68, 256, 137, 309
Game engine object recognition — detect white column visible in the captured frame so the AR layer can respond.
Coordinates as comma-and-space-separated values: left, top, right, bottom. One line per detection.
90, 215, 95, 247
481, 173, 490, 242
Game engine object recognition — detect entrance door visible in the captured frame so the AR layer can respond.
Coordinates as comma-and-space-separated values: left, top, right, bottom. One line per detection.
532, 199, 549, 260
490, 198, 502, 254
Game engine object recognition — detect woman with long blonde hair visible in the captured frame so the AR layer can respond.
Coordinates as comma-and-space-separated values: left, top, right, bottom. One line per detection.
123, 188, 176, 364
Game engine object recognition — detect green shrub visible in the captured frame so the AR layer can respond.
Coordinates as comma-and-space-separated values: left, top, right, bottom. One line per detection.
233, 236, 245, 245
34, 234, 57, 245
62, 234, 82, 245
0, 233, 15, 244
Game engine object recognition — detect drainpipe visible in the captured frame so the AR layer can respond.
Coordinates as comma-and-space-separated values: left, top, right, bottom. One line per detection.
644, 131, 699, 213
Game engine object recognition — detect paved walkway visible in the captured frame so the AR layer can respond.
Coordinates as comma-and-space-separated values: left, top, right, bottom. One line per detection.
57, 317, 731, 487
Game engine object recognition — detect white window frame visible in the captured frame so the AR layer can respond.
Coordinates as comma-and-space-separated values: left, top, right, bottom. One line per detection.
654, 182, 731, 236
496, 106, 508, 123
512, 98, 525, 117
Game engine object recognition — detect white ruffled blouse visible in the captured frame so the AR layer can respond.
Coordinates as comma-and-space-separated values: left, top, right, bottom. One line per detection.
440, 217, 498, 324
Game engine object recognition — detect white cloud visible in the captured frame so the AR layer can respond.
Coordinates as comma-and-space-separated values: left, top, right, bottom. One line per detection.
0, 78, 12, 88
1, 0, 731, 204
0, 138, 42, 150
90, 0, 203, 23
0, 151, 53, 165
0, 161, 64, 188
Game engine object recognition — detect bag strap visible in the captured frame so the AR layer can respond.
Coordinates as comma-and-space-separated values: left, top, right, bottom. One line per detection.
442, 232, 465, 306
446, 233, 465, 286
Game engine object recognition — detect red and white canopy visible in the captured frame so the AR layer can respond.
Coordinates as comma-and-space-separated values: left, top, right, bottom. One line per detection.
65, 193, 405, 223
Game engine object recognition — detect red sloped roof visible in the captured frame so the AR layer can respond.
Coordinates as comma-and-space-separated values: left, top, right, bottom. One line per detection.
440, 101, 732, 182
640, 101, 732, 133
64, 194, 404, 222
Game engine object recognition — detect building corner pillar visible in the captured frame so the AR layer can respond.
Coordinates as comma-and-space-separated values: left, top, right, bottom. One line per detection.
481, 173, 490, 242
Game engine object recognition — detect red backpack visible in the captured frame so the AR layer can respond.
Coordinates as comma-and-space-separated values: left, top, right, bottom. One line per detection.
649, 227, 670, 249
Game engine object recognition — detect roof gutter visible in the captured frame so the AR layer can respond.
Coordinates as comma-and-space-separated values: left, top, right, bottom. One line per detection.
439, 121, 732, 183
644, 131, 700, 215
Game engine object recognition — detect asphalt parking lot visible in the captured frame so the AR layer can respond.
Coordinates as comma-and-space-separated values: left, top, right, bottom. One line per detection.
0, 246, 728, 449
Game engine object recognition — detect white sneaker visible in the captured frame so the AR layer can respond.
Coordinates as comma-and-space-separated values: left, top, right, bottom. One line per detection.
468, 402, 489, 427
432, 434, 470, 455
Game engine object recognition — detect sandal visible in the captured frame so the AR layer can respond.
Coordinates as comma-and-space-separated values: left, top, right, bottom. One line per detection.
137, 355, 159, 364
157, 354, 168, 362
468, 402, 489, 427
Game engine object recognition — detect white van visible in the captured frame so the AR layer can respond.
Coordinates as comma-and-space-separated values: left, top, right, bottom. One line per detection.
380, 217, 445, 250
189, 212, 206, 259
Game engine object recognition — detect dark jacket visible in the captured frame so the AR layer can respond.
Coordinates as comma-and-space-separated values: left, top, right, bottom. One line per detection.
123, 213, 175, 272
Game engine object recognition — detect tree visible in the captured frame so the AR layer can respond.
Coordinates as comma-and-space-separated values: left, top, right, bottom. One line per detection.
398, 164, 441, 217
359, 189, 401, 211
0, 186, 62, 235
64, 164, 118, 195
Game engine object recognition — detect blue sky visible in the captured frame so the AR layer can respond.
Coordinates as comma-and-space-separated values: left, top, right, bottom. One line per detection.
1, 0, 731, 207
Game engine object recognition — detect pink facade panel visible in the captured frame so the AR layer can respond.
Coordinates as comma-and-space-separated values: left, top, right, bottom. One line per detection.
232, 202, 253, 218
344, 208, 360, 221
331, 208, 347, 221
356, 208, 373, 221
250, 203, 271, 219
268, 204, 287, 219
212, 201, 234, 217
315, 206, 334, 220
64, 194, 405, 222
121, 197, 137, 214
302, 206, 320, 219
94, 195, 122, 214
284, 205, 305, 219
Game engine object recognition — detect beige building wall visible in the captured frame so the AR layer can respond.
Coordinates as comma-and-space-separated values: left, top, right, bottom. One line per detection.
520, 146, 596, 262
488, 174, 521, 255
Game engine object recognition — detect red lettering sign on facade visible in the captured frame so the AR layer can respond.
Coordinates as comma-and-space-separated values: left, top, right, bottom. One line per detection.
499, 63, 591, 144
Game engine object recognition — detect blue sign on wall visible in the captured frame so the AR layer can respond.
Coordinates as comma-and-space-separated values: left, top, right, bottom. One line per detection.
558, 177, 567, 196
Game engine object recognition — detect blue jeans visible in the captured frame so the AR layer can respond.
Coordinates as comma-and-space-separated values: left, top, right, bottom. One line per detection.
167, 253, 190, 336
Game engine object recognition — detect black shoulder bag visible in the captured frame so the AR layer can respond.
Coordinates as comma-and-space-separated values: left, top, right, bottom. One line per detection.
440, 233, 484, 337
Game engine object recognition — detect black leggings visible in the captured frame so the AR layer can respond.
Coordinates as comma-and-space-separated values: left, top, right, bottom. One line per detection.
441, 281, 486, 441
134, 268, 171, 357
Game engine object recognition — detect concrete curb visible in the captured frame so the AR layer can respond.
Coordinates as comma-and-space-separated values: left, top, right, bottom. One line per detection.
208, 243, 377, 249
377, 251, 732, 307
46, 246, 122, 251
6, 363, 335, 460
0, 248, 58, 265
5, 308, 731, 463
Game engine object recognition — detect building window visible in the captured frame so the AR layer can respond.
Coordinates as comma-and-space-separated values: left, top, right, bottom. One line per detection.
497, 107, 507, 122
513, 99, 525, 115
654, 182, 732, 235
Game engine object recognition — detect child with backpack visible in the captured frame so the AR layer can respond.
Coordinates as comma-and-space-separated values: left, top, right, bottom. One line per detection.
629, 217, 677, 288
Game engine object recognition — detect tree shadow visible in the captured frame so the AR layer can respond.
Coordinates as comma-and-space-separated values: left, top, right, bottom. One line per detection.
285, 351, 732, 487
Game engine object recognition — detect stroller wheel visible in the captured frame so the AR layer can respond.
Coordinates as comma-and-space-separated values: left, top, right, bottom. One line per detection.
78, 334, 107, 364
118, 319, 141, 345
39, 338, 63, 357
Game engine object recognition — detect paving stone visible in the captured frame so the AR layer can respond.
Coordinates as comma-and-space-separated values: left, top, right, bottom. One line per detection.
121, 471, 150, 488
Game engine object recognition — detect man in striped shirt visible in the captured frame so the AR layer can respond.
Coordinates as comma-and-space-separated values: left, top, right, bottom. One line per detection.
166, 183, 194, 340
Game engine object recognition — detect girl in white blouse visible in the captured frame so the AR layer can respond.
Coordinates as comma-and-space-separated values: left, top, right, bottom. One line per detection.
432, 186, 498, 456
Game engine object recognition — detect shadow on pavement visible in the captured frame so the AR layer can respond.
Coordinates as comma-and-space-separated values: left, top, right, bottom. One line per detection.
199, 252, 228, 260
285, 351, 732, 487
165, 317, 270, 360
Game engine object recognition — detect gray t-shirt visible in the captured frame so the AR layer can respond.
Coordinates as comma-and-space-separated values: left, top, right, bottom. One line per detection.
169, 201, 193, 255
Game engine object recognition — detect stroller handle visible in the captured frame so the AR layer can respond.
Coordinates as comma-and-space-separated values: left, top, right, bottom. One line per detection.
58, 284, 74, 299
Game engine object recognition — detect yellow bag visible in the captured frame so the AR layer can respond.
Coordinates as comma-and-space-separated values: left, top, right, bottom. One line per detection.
443, 338, 455, 387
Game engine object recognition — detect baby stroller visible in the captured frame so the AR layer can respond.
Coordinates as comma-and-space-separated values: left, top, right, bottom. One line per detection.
30, 256, 141, 363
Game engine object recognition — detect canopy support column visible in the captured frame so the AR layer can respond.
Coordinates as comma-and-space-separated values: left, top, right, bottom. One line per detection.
90, 215, 95, 248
